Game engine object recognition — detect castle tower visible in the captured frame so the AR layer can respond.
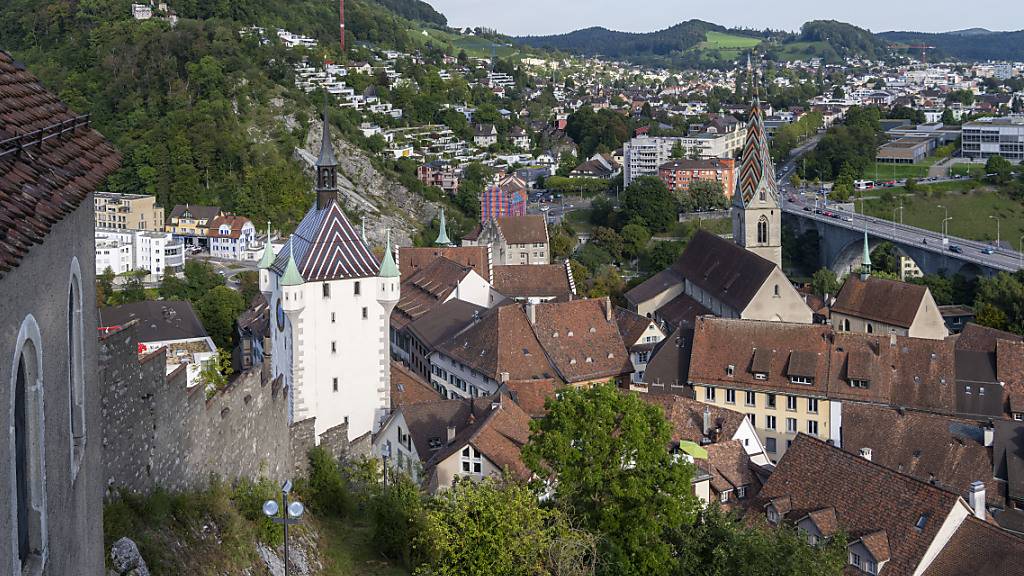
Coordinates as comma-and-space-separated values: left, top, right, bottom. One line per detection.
732, 96, 782, 267
435, 207, 453, 247
264, 104, 400, 441
375, 230, 401, 430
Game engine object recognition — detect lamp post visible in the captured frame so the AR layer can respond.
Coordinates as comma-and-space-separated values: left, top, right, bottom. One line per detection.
263, 480, 305, 576
989, 215, 1001, 247
1019, 235, 1024, 268
937, 204, 948, 238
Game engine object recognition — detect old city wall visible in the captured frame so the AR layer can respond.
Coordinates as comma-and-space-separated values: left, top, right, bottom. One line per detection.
99, 322, 350, 496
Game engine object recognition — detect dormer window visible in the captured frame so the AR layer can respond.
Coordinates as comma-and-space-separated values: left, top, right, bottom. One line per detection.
754, 372, 767, 380
567, 330, 574, 337
428, 437, 442, 450
790, 376, 812, 385
850, 379, 869, 389
726, 364, 735, 376
767, 508, 780, 524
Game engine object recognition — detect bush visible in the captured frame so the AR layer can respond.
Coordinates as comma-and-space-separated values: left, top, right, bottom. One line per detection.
306, 447, 352, 518
370, 473, 431, 569
232, 477, 284, 547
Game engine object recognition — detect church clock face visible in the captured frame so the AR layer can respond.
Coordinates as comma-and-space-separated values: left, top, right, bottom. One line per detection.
276, 298, 286, 332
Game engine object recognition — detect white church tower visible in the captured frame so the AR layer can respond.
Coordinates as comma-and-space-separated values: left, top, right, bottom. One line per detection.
260, 105, 400, 441
732, 96, 782, 268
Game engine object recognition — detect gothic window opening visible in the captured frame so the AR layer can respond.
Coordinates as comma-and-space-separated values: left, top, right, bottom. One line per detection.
68, 272, 86, 480
12, 327, 47, 574
757, 216, 769, 245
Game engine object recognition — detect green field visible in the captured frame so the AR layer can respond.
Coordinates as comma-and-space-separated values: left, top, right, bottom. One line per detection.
694, 31, 761, 60
415, 27, 521, 59
951, 163, 987, 178
861, 186, 1021, 244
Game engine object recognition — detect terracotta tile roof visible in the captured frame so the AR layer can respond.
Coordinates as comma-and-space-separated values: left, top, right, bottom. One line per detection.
858, 530, 892, 564
438, 303, 556, 382
425, 394, 533, 481
923, 516, 1024, 576
399, 398, 473, 458
689, 317, 831, 396
643, 327, 695, 388
841, 403, 999, 505
955, 323, 1023, 353
168, 204, 220, 221
671, 230, 776, 313
654, 291, 712, 330
405, 299, 487, 350
493, 263, 572, 300
803, 507, 839, 537
0, 51, 121, 278
824, 333, 898, 404
705, 439, 761, 496
391, 361, 442, 408
398, 246, 491, 283
645, 394, 745, 445
392, 257, 475, 328
495, 214, 548, 244
624, 268, 682, 307
502, 378, 561, 418
997, 339, 1024, 414
890, 337, 957, 414
530, 298, 632, 383
992, 420, 1024, 503
614, 306, 655, 346
207, 214, 251, 239
751, 435, 962, 576
831, 276, 928, 329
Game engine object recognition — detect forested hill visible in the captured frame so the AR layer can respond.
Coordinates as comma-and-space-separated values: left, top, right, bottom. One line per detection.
0, 0, 444, 231
879, 29, 1024, 62
516, 20, 724, 59
797, 20, 890, 60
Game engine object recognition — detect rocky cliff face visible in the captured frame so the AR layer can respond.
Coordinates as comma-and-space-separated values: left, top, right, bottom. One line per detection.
301, 117, 439, 249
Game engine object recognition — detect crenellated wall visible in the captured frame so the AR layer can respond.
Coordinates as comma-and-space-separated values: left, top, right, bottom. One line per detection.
99, 322, 351, 496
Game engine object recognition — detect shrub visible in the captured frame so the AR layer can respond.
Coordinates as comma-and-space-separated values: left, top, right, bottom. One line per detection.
306, 447, 352, 518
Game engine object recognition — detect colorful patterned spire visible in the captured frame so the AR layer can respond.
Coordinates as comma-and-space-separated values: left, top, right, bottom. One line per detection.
733, 97, 778, 208
378, 229, 399, 278
435, 207, 453, 247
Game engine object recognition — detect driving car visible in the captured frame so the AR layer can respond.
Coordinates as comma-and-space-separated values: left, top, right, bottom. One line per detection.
982, 247, 995, 255
948, 245, 963, 254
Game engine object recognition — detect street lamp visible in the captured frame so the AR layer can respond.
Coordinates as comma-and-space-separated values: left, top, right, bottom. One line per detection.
1019, 235, 1024, 269
263, 480, 305, 576
937, 204, 949, 239
989, 215, 1001, 247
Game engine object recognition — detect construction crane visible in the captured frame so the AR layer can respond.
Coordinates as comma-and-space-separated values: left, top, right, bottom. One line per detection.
339, 0, 345, 53
904, 44, 935, 64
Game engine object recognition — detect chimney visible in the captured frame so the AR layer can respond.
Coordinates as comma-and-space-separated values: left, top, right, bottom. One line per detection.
447, 425, 457, 444
525, 301, 536, 325
860, 447, 873, 461
983, 425, 994, 447
702, 406, 712, 436
968, 480, 986, 520
499, 371, 510, 383
890, 333, 897, 348
604, 295, 613, 322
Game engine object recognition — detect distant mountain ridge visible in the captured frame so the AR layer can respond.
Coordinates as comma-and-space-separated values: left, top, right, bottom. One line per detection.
879, 29, 1024, 61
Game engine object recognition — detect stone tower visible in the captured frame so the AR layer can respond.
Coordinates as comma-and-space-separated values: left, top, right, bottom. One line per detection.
732, 97, 782, 267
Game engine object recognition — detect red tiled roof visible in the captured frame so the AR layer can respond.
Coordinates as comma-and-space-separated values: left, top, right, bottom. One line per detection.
530, 299, 632, 383
207, 214, 252, 239
398, 246, 491, 283
493, 263, 572, 300
832, 276, 928, 329
0, 51, 121, 277
495, 214, 548, 244
390, 361, 441, 408
922, 516, 1024, 576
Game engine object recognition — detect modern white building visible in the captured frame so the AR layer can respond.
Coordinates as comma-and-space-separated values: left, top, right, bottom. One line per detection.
208, 215, 256, 260
962, 116, 1024, 161
94, 229, 185, 276
261, 113, 400, 441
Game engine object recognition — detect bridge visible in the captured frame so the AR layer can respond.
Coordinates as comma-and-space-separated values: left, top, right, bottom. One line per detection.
782, 195, 1023, 277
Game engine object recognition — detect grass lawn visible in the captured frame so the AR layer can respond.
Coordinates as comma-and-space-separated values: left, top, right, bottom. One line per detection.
319, 517, 409, 576
861, 185, 1020, 244
700, 31, 761, 50
951, 164, 987, 178
773, 41, 832, 61
664, 217, 731, 239
415, 28, 520, 59
564, 208, 595, 233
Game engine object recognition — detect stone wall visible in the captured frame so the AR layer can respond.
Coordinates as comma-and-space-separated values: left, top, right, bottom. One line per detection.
100, 323, 356, 496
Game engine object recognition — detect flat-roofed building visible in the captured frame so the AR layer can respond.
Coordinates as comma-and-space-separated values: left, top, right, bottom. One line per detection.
876, 136, 936, 164
962, 116, 1024, 161
94, 191, 164, 231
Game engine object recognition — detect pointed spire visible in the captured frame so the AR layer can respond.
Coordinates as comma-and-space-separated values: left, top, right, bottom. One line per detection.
435, 207, 453, 247
860, 230, 872, 279
379, 229, 400, 278
734, 93, 777, 209
258, 221, 275, 269
281, 239, 304, 286
317, 92, 337, 168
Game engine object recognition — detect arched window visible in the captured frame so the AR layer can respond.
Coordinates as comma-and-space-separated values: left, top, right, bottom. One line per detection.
759, 189, 766, 201
841, 318, 850, 332
68, 260, 86, 480
866, 323, 874, 334
11, 315, 47, 574
757, 216, 769, 245
773, 284, 780, 297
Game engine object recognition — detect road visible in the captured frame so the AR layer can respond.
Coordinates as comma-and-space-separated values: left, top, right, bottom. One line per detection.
783, 194, 1024, 273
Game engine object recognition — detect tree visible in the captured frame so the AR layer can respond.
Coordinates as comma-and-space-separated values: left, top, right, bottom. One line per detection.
831, 173, 854, 202
96, 266, 115, 307
811, 268, 840, 298
112, 269, 150, 305
680, 180, 729, 213
159, 273, 191, 301
832, 86, 845, 99
183, 260, 225, 302
237, 271, 260, 304
985, 155, 1013, 184
589, 265, 626, 299
419, 479, 596, 576
620, 223, 652, 259
673, 505, 848, 576
974, 272, 1024, 334
940, 108, 956, 125
196, 285, 246, 348
640, 241, 684, 273
910, 274, 954, 305
622, 176, 676, 233
590, 227, 624, 262
371, 471, 430, 570
574, 243, 614, 272
557, 153, 579, 177
522, 384, 699, 575
670, 140, 685, 159
198, 349, 233, 398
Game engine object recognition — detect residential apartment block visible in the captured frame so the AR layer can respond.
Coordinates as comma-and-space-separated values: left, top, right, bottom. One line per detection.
95, 229, 185, 276
658, 157, 735, 197
463, 215, 549, 266
94, 191, 164, 231
165, 204, 222, 246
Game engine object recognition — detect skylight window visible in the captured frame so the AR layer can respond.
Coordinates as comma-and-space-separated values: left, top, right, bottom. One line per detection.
914, 513, 929, 531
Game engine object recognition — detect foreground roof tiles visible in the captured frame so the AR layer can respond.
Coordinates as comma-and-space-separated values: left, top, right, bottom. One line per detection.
0, 51, 121, 277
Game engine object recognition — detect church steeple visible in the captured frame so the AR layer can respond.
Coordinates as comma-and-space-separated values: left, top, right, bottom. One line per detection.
316, 93, 338, 210
860, 230, 872, 280
732, 95, 782, 268
434, 207, 453, 247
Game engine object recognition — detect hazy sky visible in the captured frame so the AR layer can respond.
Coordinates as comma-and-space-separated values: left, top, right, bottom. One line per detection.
428, 0, 1021, 37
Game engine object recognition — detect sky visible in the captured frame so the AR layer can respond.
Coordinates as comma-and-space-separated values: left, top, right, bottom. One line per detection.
427, 0, 1022, 37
